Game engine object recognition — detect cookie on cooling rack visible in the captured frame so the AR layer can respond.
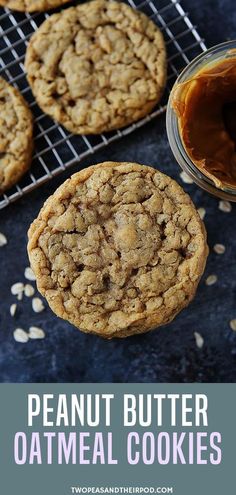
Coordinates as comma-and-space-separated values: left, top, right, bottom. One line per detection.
0, 0, 71, 12
28, 162, 208, 338
25, 0, 167, 135
0, 77, 33, 194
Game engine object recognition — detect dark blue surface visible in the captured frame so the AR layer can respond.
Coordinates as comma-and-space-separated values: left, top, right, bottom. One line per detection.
0, 0, 236, 383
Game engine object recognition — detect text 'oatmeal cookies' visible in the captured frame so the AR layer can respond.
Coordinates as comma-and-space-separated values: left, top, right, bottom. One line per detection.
28, 162, 208, 338
0, 77, 33, 194
0, 0, 71, 12
25, 0, 167, 134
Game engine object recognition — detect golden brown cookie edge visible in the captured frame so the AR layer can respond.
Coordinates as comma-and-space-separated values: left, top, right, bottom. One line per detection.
0, 77, 34, 194
27, 161, 208, 339
24, 0, 167, 134
0, 0, 71, 13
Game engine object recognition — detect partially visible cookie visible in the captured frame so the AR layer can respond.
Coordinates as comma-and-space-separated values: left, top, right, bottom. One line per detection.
25, 0, 167, 134
28, 162, 208, 338
0, 0, 71, 12
0, 77, 33, 194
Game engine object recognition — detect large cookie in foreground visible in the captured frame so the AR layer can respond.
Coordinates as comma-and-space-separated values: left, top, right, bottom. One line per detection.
0, 0, 71, 12
0, 77, 33, 194
28, 162, 208, 338
25, 0, 167, 134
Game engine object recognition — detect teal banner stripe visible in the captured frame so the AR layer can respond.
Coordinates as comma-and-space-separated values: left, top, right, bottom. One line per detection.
0, 384, 234, 495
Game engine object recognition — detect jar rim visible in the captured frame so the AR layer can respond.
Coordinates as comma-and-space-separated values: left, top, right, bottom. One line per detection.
166, 39, 236, 201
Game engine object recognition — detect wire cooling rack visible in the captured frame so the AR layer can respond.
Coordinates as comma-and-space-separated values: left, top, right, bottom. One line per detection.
0, 0, 207, 210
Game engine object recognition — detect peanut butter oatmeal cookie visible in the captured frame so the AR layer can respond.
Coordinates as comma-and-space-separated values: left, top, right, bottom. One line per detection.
25, 0, 167, 134
0, 77, 33, 194
28, 162, 208, 338
0, 0, 71, 12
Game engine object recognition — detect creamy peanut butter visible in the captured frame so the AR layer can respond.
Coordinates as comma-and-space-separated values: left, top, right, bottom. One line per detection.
171, 54, 236, 188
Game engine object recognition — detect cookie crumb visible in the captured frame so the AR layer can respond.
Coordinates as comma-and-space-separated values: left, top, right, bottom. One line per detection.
230, 319, 236, 332
0, 233, 7, 247
180, 171, 194, 184
205, 274, 218, 286
11, 282, 24, 296
198, 207, 206, 220
219, 200, 232, 213
13, 328, 29, 343
24, 284, 35, 297
194, 331, 204, 349
213, 243, 225, 255
24, 266, 36, 281
29, 326, 45, 339
10, 303, 17, 317
32, 297, 45, 313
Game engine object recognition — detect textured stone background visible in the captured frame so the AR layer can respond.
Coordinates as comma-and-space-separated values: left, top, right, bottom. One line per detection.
0, 0, 236, 383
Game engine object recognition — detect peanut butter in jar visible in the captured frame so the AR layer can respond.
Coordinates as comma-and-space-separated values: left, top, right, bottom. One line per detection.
167, 41, 236, 201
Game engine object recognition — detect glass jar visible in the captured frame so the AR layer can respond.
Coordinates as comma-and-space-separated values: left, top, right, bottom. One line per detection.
166, 40, 236, 201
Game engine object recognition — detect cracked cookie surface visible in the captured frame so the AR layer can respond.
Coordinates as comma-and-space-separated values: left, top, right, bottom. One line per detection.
0, 77, 33, 194
25, 0, 167, 134
0, 0, 71, 12
28, 162, 208, 338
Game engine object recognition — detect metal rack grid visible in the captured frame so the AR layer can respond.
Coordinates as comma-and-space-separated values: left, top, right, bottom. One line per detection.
0, 0, 207, 210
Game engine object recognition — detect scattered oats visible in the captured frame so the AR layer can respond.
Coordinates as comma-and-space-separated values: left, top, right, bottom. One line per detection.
24, 266, 36, 281
180, 170, 194, 184
205, 274, 218, 286
29, 326, 45, 340
17, 292, 23, 301
219, 200, 232, 213
213, 243, 226, 255
13, 328, 29, 343
24, 284, 35, 297
10, 303, 17, 317
0, 232, 7, 247
32, 297, 45, 313
230, 319, 236, 332
194, 332, 204, 349
11, 282, 24, 296
198, 207, 206, 220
